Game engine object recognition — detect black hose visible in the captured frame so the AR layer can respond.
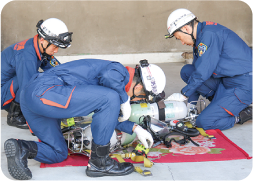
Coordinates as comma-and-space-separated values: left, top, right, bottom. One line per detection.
61, 126, 75, 133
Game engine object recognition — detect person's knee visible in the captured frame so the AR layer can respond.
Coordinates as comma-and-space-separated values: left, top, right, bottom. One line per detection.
53, 145, 68, 163
180, 64, 195, 83
103, 89, 121, 108
195, 114, 211, 130
58, 151, 68, 163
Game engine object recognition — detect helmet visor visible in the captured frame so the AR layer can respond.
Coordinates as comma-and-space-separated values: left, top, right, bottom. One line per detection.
46, 32, 73, 49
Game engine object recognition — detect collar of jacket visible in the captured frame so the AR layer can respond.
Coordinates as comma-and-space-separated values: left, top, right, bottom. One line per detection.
196, 22, 204, 42
125, 66, 135, 92
33, 34, 42, 61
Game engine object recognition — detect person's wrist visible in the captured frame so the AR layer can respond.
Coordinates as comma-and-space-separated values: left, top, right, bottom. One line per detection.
132, 124, 138, 132
180, 89, 188, 98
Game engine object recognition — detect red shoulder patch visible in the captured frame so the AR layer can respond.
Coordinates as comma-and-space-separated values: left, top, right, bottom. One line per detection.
14, 39, 29, 50
206, 21, 217, 26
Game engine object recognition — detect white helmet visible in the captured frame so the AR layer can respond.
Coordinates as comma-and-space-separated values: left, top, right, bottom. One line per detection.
36, 18, 73, 48
138, 60, 166, 103
165, 8, 196, 39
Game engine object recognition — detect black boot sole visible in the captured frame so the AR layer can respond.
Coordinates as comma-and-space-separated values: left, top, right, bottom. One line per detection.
86, 165, 135, 177
4, 139, 32, 180
7, 120, 29, 129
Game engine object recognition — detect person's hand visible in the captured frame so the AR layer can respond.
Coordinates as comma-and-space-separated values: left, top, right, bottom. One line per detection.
166, 93, 187, 102
118, 96, 131, 122
133, 125, 153, 148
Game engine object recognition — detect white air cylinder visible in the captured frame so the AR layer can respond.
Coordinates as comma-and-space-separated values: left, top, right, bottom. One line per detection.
83, 125, 136, 150
129, 100, 187, 124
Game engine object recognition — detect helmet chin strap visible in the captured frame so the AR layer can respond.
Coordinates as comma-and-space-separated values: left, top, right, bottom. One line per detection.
130, 80, 147, 101
41, 42, 52, 64
178, 20, 196, 46
131, 92, 146, 100
41, 42, 52, 56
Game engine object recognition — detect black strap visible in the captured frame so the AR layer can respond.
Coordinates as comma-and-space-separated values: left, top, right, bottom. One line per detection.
130, 77, 142, 100
158, 108, 165, 121
157, 100, 166, 121
187, 136, 199, 147
178, 19, 197, 47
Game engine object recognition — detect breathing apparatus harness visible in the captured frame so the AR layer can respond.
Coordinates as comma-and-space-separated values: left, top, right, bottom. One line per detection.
139, 115, 200, 148
130, 64, 146, 101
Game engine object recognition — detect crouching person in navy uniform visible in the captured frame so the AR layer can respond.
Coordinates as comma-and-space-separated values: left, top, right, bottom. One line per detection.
4, 59, 166, 179
1, 18, 72, 129
165, 9, 252, 130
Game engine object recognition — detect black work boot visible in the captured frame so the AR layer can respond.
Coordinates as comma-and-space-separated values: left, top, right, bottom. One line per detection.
237, 106, 252, 124
4, 138, 38, 180
86, 140, 134, 177
7, 101, 29, 129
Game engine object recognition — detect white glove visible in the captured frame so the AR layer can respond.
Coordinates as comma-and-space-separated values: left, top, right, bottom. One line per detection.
118, 96, 131, 122
133, 125, 153, 148
166, 93, 187, 102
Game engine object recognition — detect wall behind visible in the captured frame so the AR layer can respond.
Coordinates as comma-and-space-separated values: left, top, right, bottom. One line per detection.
1, 0, 252, 56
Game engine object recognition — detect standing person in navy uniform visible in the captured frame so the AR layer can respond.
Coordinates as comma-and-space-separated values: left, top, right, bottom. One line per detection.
165, 8, 252, 130
1, 18, 73, 129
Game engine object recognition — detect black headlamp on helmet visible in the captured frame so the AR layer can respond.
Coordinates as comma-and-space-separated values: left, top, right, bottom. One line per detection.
36, 19, 73, 49
44, 32, 73, 49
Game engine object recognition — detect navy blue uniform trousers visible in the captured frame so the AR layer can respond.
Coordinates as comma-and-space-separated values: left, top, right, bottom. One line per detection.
21, 74, 122, 164
181, 64, 252, 130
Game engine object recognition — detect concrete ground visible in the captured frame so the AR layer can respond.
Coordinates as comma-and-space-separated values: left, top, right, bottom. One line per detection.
1, 62, 252, 181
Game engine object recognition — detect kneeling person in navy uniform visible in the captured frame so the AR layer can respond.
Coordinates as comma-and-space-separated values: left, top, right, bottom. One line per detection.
165, 9, 252, 130
1, 18, 72, 129
4, 59, 166, 179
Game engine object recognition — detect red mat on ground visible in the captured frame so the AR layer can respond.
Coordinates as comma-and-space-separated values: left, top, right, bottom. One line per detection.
40, 129, 251, 168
